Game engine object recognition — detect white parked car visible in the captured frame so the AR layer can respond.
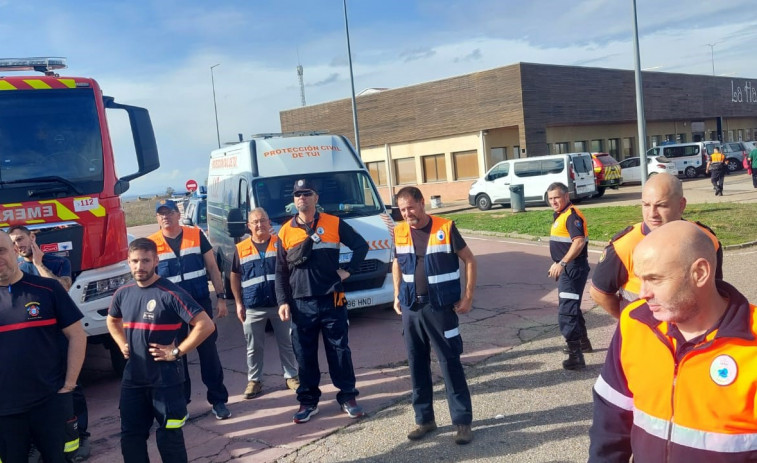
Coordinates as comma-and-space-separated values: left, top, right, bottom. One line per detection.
618, 156, 677, 183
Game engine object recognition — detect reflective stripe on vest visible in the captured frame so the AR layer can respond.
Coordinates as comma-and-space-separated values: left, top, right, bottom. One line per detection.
394, 216, 461, 309
148, 227, 209, 300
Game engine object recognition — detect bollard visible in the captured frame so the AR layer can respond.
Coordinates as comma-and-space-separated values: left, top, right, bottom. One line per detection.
509, 184, 525, 212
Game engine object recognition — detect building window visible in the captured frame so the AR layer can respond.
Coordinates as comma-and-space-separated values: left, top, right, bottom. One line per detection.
489, 147, 507, 167
422, 154, 446, 183
554, 142, 569, 154
366, 161, 387, 186
608, 139, 620, 157
394, 158, 417, 185
514, 145, 521, 158
622, 137, 634, 159
649, 135, 660, 147
591, 139, 604, 152
738, 129, 744, 141
574, 141, 587, 152
665, 134, 676, 142
677, 133, 687, 143
710, 131, 718, 141
453, 150, 479, 180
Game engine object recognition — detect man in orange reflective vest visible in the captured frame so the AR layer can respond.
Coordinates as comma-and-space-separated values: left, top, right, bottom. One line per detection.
149, 199, 231, 420
230, 207, 299, 399
589, 221, 757, 462
547, 182, 591, 370
393, 186, 477, 445
706, 146, 726, 196
275, 179, 369, 424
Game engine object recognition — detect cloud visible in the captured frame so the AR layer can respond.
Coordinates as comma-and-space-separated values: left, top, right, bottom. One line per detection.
309, 73, 341, 87
400, 48, 436, 62
454, 48, 482, 63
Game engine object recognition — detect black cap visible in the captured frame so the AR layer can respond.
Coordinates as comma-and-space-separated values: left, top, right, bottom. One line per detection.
293, 178, 317, 194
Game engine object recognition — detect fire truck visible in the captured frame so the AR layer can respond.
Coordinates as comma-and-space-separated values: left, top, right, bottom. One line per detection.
0, 57, 159, 371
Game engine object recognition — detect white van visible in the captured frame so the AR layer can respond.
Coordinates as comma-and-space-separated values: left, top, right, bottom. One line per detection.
646, 141, 719, 178
468, 153, 596, 210
206, 133, 395, 310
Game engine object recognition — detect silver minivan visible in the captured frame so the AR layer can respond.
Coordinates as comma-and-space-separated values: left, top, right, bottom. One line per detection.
468, 152, 596, 210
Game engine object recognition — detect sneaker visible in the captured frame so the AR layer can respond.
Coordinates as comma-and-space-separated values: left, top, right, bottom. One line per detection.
211, 403, 231, 420
454, 424, 473, 445
341, 399, 365, 418
244, 380, 263, 399
407, 421, 437, 440
285, 376, 300, 391
293, 404, 319, 424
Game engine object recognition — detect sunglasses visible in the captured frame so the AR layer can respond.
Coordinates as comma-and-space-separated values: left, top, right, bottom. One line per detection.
294, 191, 314, 197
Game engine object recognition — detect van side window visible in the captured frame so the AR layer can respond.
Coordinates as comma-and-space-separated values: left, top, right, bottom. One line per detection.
543, 159, 565, 174
571, 157, 591, 173
488, 163, 509, 180
513, 160, 542, 177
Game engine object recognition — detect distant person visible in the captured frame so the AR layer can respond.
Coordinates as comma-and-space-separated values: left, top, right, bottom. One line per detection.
590, 173, 723, 319
0, 230, 86, 463
393, 186, 476, 445
706, 146, 726, 196
275, 179, 368, 423
148, 199, 231, 420
748, 144, 757, 188
9, 225, 92, 461
589, 221, 757, 462
546, 182, 591, 370
107, 238, 215, 463
231, 207, 299, 399
8, 225, 72, 290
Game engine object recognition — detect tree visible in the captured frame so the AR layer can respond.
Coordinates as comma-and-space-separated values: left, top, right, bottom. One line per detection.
165, 186, 175, 197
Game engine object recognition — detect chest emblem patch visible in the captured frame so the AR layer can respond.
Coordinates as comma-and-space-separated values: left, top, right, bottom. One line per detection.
709, 354, 737, 386
436, 230, 445, 241
146, 299, 157, 312
26, 302, 41, 318
316, 226, 325, 235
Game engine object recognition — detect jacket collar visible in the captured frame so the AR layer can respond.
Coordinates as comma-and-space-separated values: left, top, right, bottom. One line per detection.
629, 280, 755, 341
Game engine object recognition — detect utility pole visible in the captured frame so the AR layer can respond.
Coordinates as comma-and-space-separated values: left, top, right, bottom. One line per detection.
343, 0, 361, 156
210, 63, 221, 148
632, 0, 649, 184
705, 43, 719, 76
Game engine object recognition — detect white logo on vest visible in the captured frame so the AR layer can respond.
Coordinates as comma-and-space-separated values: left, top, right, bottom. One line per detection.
709, 354, 737, 386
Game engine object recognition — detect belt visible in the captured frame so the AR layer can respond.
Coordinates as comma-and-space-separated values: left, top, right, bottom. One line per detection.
415, 294, 430, 304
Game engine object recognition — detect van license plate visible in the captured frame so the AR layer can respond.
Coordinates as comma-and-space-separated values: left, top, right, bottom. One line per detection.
339, 252, 353, 264
347, 297, 372, 309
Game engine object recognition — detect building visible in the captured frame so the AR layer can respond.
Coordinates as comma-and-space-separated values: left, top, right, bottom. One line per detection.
280, 62, 757, 203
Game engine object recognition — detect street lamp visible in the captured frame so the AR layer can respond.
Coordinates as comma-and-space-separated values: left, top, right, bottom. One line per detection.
343, 0, 360, 156
705, 43, 719, 76
210, 63, 221, 148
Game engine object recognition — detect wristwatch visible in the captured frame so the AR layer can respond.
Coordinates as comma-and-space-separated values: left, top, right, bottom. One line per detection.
217, 293, 227, 299
171, 347, 182, 361
560, 261, 568, 268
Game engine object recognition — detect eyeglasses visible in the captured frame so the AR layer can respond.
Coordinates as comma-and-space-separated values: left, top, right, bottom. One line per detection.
294, 191, 314, 197
249, 219, 269, 225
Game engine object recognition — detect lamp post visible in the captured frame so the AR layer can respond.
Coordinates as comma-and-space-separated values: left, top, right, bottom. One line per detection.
705, 43, 719, 76
632, 0, 649, 184
343, 0, 360, 156
210, 63, 221, 148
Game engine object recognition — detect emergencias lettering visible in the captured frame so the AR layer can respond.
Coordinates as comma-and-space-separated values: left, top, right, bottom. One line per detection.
1, 205, 55, 222
211, 157, 238, 169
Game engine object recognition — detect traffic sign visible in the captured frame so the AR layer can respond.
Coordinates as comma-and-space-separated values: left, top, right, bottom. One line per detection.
185, 179, 198, 192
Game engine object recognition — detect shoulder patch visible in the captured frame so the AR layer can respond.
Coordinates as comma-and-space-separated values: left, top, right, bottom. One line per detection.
610, 225, 635, 243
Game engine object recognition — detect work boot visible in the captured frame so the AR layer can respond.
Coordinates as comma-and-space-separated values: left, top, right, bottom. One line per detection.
454, 424, 473, 445
562, 336, 593, 354
407, 421, 438, 440
562, 340, 586, 370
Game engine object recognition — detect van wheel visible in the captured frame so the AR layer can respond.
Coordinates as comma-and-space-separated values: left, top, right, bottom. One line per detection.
684, 166, 698, 178
544, 193, 550, 207
593, 187, 606, 198
476, 194, 492, 211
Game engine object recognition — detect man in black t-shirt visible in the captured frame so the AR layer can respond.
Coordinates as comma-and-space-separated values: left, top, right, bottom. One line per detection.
392, 187, 477, 445
107, 238, 215, 463
0, 230, 86, 463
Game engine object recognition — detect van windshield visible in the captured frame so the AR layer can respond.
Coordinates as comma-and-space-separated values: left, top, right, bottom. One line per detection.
252, 171, 384, 224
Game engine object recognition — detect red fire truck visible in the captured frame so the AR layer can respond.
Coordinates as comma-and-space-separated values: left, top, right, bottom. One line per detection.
0, 57, 159, 371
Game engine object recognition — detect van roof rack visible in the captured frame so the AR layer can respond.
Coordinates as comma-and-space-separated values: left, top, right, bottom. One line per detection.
250, 131, 329, 139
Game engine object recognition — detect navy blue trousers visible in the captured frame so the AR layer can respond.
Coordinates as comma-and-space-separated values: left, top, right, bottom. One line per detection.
290, 294, 358, 407
0, 392, 72, 463
402, 302, 472, 426
120, 384, 188, 463
557, 259, 590, 342
181, 297, 228, 406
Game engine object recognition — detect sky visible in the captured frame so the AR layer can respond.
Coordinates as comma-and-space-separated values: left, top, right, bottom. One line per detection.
2, 0, 756, 196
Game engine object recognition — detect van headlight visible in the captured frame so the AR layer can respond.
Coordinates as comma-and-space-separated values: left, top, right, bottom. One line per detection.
81, 272, 133, 303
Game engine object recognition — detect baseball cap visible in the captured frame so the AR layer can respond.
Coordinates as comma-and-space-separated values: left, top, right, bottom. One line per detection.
293, 178, 317, 194
155, 199, 180, 213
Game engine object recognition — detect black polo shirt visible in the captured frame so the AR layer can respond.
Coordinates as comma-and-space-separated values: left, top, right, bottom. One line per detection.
109, 277, 204, 388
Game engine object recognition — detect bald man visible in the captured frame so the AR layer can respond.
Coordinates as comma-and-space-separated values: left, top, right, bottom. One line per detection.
589, 173, 723, 320
589, 221, 757, 462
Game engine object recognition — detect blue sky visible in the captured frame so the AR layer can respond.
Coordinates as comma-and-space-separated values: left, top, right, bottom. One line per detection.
2, 0, 756, 195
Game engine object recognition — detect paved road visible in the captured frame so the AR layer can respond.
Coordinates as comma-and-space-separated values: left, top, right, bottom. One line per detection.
77, 174, 756, 462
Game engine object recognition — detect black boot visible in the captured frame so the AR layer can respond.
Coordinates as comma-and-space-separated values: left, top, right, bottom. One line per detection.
562, 340, 586, 370
562, 336, 593, 354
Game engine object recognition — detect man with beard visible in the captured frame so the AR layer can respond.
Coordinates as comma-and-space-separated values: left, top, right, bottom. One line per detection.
107, 238, 214, 463
8, 226, 71, 290
0, 230, 86, 463
589, 221, 757, 462
393, 186, 477, 445
275, 178, 368, 424
148, 199, 231, 420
